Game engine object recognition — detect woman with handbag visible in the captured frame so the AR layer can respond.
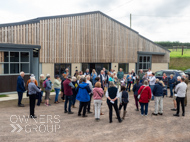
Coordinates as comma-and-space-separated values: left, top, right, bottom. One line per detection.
137, 80, 152, 116
119, 86, 129, 120
93, 82, 104, 121
133, 79, 142, 111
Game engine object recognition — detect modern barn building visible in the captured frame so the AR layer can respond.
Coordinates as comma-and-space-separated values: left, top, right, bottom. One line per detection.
0, 11, 170, 93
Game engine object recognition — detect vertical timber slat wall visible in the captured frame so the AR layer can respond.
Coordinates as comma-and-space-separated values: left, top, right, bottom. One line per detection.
0, 12, 170, 64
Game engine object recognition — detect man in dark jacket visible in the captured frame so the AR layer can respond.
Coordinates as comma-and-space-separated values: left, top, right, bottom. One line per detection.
17, 72, 26, 107
152, 79, 164, 116
63, 76, 75, 114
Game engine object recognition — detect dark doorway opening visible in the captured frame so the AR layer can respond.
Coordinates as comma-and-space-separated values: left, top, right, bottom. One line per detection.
82, 63, 111, 75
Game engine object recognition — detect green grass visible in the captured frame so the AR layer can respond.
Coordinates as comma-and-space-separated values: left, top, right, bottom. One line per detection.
0, 94, 8, 98
169, 49, 190, 58
169, 57, 190, 71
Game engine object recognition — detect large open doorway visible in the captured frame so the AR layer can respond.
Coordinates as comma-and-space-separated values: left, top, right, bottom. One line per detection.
82, 63, 111, 75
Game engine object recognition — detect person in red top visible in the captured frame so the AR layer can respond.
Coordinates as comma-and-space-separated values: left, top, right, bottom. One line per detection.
63, 76, 75, 114
138, 80, 152, 116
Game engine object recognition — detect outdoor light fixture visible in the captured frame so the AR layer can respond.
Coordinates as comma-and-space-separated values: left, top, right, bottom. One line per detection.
75, 66, 77, 68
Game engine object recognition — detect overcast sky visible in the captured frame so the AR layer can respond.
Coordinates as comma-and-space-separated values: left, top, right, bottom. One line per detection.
0, 0, 189, 42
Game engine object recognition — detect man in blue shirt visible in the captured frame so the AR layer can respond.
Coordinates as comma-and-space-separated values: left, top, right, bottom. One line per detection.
17, 72, 26, 107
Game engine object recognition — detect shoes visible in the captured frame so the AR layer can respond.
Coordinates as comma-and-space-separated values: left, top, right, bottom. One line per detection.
109, 121, 113, 123
95, 118, 100, 121
158, 113, 163, 115
68, 112, 74, 114
72, 105, 76, 108
100, 113, 104, 115
171, 108, 177, 111
88, 111, 93, 114
82, 115, 88, 117
78, 114, 81, 116
118, 119, 122, 123
46, 104, 51, 106
152, 113, 158, 116
182, 113, 185, 116
169, 96, 173, 98
18, 104, 25, 107
30, 115, 37, 118
64, 110, 68, 113
135, 109, 139, 111
173, 114, 179, 117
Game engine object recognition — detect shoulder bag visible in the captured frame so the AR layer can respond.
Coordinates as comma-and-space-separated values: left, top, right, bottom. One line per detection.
137, 86, 147, 100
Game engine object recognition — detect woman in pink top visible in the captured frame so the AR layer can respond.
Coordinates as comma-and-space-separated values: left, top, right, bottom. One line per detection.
93, 82, 104, 121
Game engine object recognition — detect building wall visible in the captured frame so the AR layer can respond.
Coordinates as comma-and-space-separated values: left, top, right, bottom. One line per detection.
71, 63, 81, 76
151, 63, 168, 73
111, 63, 118, 73
129, 63, 136, 73
0, 12, 170, 64
42, 63, 54, 80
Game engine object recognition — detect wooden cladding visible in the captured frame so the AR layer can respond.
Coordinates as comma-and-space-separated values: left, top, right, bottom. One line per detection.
0, 23, 40, 45
0, 52, 4, 62
0, 12, 170, 64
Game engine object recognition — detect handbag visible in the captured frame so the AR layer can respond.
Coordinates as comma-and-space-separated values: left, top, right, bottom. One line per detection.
137, 86, 147, 100
95, 90, 103, 98
26, 91, 29, 97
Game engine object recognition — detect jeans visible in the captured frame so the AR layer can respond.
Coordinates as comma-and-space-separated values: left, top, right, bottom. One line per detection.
87, 94, 93, 112
54, 88, 60, 102
78, 102, 88, 116
41, 91, 43, 100
127, 81, 131, 92
72, 93, 77, 106
134, 95, 139, 110
140, 103, 149, 115
140, 80, 143, 83
154, 96, 163, 114
29, 94, 36, 116
176, 97, 185, 115
92, 79, 96, 87
17, 92, 23, 105
169, 85, 173, 97
37, 92, 42, 106
94, 100, 102, 119
64, 95, 73, 112
150, 85, 155, 100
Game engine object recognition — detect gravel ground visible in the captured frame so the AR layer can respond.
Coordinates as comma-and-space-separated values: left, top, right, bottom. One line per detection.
0, 85, 190, 142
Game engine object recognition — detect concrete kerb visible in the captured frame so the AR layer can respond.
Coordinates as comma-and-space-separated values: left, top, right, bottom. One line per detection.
0, 92, 56, 102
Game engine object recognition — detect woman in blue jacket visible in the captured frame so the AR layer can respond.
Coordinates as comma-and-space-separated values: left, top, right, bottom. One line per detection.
76, 78, 91, 117
169, 74, 175, 98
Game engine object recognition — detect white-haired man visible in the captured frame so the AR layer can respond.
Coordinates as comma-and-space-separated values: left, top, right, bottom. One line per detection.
16, 71, 26, 107
138, 69, 145, 83
173, 77, 187, 117
171, 76, 181, 111
99, 70, 105, 90
84, 69, 90, 76
86, 75, 93, 113
28, 77, 41, 118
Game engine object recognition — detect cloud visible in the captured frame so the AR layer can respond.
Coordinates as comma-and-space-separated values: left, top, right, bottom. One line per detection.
0, 0, 189, 42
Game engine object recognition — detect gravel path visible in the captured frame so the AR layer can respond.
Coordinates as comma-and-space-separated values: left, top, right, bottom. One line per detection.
0, 86, 190, 142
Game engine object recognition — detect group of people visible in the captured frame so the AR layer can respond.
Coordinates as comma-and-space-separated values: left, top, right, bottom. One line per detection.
16, 67, 188, 121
